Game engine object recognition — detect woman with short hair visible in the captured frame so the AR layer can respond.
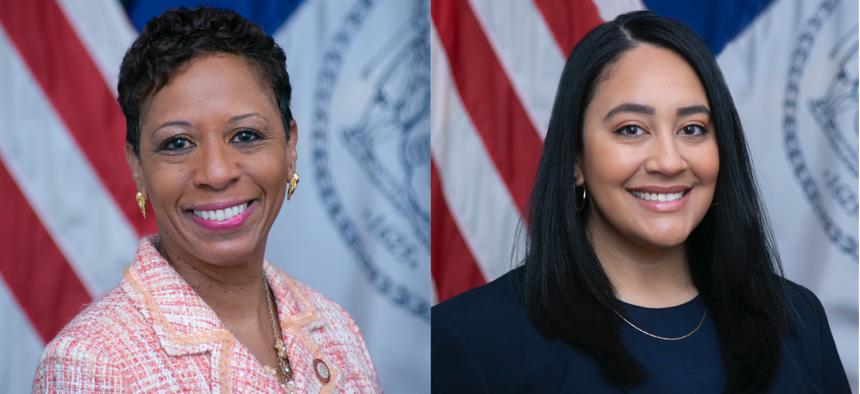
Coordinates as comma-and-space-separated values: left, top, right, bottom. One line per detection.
33, 6, 381, 393
431, 11, 849, 393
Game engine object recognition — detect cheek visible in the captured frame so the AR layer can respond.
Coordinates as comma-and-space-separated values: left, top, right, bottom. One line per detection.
143, 162, 190, 202
247, 149, 289, 190
583, 140, 641, 190
692, 145, 720, 188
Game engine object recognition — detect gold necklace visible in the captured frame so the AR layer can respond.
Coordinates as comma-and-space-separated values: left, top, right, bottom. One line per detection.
615, 307, 707, 341
263, 272, 296, 393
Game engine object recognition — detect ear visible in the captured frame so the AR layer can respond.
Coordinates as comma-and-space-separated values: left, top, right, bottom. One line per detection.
125, 143, 145, 196
287, 119, 298, 175
574, 157, 585, 187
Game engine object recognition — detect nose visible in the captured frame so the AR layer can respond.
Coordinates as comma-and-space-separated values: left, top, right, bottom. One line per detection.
193, 138, 240, 190
644, 131, 688, 176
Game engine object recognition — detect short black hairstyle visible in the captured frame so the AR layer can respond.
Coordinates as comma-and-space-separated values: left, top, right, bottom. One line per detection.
118, 6, 292, 157
521, 11, 789, 393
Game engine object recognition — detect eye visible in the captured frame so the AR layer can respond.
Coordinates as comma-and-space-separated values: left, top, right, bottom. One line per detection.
615, 124, 645, 136
680, 125, 707, 136
231, 129, 263, 143
162, 136, 193, 151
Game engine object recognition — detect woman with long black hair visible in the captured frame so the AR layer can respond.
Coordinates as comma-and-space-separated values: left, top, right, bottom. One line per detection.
431, 11, 849, 393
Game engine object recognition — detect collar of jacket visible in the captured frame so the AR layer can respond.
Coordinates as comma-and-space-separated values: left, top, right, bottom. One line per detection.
120, 235, 326, 357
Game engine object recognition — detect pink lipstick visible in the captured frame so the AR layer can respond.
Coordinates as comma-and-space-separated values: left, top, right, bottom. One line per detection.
188, 200, 255, 231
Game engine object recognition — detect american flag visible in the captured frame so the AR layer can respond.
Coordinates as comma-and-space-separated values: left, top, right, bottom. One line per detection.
430, 0, 857, 390
0, 2, 146, 391
0, 0, 430, 392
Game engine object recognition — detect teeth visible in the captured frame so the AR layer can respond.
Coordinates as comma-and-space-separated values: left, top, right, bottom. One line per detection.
631, 190, 686, 202
192, 202, 250, 221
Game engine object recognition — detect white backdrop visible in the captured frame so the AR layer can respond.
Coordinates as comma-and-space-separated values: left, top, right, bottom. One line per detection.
717, 0, 858, 390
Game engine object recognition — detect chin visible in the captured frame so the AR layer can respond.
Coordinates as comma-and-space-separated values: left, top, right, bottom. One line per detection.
633, 230, 690, 251
645, 238, 688, 250
193, 237, 263, 266
199, 249, 257, 266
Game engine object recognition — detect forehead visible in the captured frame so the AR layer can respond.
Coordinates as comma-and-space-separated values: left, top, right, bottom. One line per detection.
142, 54, 278, 127
590, 45, 708, 114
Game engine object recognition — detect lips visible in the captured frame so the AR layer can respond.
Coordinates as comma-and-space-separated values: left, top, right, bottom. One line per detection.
626, 186, 693, 212
186, 200, 256, 231
191, 201, 249, 222
630, 190, 688, 202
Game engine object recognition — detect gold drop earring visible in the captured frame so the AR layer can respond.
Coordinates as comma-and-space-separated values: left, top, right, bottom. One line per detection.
287, 173, 300, 200
136, 192, 147, 219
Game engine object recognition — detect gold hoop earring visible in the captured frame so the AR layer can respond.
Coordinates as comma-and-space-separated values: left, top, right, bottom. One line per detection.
136, 192, 147, 219
575, 185, 587, 211
287, 173, 300, 200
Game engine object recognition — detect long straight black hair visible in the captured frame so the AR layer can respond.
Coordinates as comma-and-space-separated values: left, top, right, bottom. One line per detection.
521, 11, 790, 393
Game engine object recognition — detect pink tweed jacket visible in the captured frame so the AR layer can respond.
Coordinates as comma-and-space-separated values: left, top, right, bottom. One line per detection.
33, 236, 382, 393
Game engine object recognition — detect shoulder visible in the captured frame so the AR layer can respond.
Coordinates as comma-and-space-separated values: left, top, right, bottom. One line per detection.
433, 266, 526, 330
33, 287, 142, 392
39, 286, 143, 359
783, 280, 827, 333
780, 280, 831, 351
431, 267, 539, 393
277, 271, 383, 393
282, 272, 366, 338
774, 280, 851, 393
784, 280, 821, 308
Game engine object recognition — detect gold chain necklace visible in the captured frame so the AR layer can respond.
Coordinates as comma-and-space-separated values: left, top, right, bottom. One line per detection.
263, 272, 296, 393
615, 307, 707, 341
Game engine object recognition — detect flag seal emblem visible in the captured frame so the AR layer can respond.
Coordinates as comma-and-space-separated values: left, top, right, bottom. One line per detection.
783, 0, 859, 261
311, 0, 430, 321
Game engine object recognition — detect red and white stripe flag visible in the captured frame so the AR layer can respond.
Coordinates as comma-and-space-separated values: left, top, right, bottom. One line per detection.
431, 0, 643, 301
0, 0, 143, 391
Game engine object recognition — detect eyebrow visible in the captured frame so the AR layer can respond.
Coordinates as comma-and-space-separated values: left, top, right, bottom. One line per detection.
676, 105, 711, 118
154, 120, 192, 131
153, 113, 268, 132
603, 103, 712, 121
230, 113, 268, 122
604, 103, 655, 120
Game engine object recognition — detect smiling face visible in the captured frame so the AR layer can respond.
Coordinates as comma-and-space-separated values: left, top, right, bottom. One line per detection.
126, 54, 297, 267
578, 44, 719, 253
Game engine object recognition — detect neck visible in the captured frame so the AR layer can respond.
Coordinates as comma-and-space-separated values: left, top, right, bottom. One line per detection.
155, 236, 269, 324
587, 223, 697, 308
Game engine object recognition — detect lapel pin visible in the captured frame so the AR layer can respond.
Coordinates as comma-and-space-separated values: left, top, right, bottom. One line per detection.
313, 359, 331, 384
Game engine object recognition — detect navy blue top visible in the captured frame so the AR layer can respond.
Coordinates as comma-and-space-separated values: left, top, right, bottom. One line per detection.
431, 267, 850, 393
619, 296, 723, 393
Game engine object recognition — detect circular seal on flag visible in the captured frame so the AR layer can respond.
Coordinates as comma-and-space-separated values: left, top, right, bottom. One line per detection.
312, 0, 430, 322
782, 0, 858, 261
